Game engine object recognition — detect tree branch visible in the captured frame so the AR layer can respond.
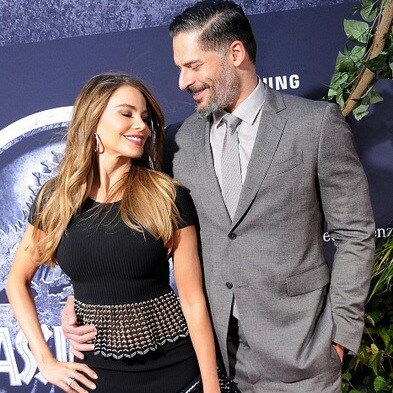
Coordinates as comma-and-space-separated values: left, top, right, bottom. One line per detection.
342, 0, 393, 117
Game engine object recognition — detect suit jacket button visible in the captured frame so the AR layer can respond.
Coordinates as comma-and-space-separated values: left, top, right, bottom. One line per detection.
226, 282, 233, 289
228, 232, 237, 239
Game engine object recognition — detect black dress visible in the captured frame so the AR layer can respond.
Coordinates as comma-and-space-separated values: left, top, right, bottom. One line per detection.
29, 186, 200, 392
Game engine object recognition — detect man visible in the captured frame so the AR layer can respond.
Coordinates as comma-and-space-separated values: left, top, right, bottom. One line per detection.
62, 1, 375, 392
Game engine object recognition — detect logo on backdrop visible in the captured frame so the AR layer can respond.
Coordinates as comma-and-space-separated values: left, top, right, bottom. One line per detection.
262, 74, 300, 90
0, 108, 73, 390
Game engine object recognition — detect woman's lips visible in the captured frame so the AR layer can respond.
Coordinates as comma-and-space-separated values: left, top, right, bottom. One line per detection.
123, 135, 144, 146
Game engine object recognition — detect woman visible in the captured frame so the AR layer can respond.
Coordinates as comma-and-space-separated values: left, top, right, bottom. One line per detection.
7, 73, 220, 392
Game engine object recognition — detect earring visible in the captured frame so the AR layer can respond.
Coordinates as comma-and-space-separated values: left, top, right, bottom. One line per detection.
93, 133, 101, 153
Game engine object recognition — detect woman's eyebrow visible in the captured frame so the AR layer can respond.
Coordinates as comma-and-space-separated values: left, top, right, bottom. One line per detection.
115, 104, 136, 109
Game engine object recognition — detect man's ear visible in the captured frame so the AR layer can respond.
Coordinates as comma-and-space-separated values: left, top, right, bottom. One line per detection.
228, 40, 246, 67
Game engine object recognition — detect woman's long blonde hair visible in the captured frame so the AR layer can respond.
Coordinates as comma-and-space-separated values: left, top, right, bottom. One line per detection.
31, 73, 180, 265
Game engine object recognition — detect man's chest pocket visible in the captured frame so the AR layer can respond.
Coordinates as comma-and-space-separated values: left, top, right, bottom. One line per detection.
266, 151, 303, 177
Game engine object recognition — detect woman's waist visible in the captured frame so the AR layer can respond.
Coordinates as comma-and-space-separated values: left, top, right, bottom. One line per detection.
73, 280, 172, 305
74, 290, 190, 360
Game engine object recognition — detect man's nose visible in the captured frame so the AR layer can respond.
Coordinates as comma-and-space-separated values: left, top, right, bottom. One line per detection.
178, 68, 193, 91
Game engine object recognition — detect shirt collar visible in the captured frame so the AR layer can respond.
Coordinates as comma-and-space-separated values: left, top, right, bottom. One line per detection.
212, 77, 265, 127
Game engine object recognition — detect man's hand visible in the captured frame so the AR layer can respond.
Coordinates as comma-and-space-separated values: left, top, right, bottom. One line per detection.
332, 342, 345, 363
61, 296, 97, 360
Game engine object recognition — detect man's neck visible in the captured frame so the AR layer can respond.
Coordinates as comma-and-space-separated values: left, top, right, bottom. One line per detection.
226, 73, 259, 113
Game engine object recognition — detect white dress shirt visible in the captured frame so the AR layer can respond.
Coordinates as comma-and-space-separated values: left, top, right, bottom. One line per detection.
210, 79, 266, 188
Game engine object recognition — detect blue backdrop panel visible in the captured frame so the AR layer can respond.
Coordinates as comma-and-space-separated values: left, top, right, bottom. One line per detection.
1, 0, 356, 46
0, 1, 391, 391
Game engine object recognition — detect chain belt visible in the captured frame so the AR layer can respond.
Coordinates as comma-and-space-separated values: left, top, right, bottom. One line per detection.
75, 291, 189, 359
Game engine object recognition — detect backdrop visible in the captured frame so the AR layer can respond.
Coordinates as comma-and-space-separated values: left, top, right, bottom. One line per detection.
1, 0, 392, 391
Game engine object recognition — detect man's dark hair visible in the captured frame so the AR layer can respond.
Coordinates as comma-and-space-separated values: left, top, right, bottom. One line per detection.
169, 0, 257, 64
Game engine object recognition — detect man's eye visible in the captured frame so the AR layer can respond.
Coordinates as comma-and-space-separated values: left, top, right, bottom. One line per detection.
191, 64, 201, 70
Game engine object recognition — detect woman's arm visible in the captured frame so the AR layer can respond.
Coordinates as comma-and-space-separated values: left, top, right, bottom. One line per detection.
6, 224, 97, 392
172, 225, 220, 393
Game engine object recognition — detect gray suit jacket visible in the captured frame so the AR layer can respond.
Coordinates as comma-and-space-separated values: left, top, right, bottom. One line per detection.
164, 86, 375, 386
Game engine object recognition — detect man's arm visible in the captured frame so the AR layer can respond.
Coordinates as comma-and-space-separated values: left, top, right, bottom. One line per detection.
317, 103, 375, 354
61, 297, 97, 359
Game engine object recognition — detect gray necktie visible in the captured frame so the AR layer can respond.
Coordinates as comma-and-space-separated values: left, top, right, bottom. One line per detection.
221, 113, 242, 220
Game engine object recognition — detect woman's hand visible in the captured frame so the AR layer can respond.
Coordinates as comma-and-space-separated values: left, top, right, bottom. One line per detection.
39, 357, 98, 392
332, 342, 345, 363
61, 296, 97, 360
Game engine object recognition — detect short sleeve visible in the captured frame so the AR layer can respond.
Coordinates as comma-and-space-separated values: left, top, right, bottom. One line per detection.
175, 186, 197, 229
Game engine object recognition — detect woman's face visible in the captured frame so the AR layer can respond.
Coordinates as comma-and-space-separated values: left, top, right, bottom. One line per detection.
95, 85, 151, 160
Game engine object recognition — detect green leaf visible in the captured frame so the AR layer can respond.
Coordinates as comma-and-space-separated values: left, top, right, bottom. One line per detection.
337, 92, 345, 108
341, 384, 349, 393
355, 345, 368, 364
370, 355, 381, 375
368, 309, 383, 323
353, 103, 369, 120
376, 65, 392, 79
386, 39, 393, 56
371, 343, 379, 355
360, 3, 378, 22
328, 87, 338, 99
374, 376, 387, 392
331, 72, 349, 86
387, 326, 393, 340
350, 45, 367, 63
342, 371, 352, 381
369, 90, 384, 104
344, 19, 371, 43
336, 51, 356, 72
328, 72, 349, 100
380, 328, 391, 348
361, 0, 373, 6
352, 5, 362, 13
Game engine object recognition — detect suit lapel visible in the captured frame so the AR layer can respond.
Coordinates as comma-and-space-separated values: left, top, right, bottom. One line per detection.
231, 87, 287, 227
191, 115, 232, 225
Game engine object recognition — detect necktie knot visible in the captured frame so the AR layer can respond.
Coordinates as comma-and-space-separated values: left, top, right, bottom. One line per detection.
221, 113, 241, 134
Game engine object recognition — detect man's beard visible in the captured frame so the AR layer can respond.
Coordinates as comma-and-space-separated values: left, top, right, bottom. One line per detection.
190, 62, 240, 118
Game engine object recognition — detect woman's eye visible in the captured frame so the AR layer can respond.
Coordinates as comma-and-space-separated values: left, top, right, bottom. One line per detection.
121, 113, 132, 118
